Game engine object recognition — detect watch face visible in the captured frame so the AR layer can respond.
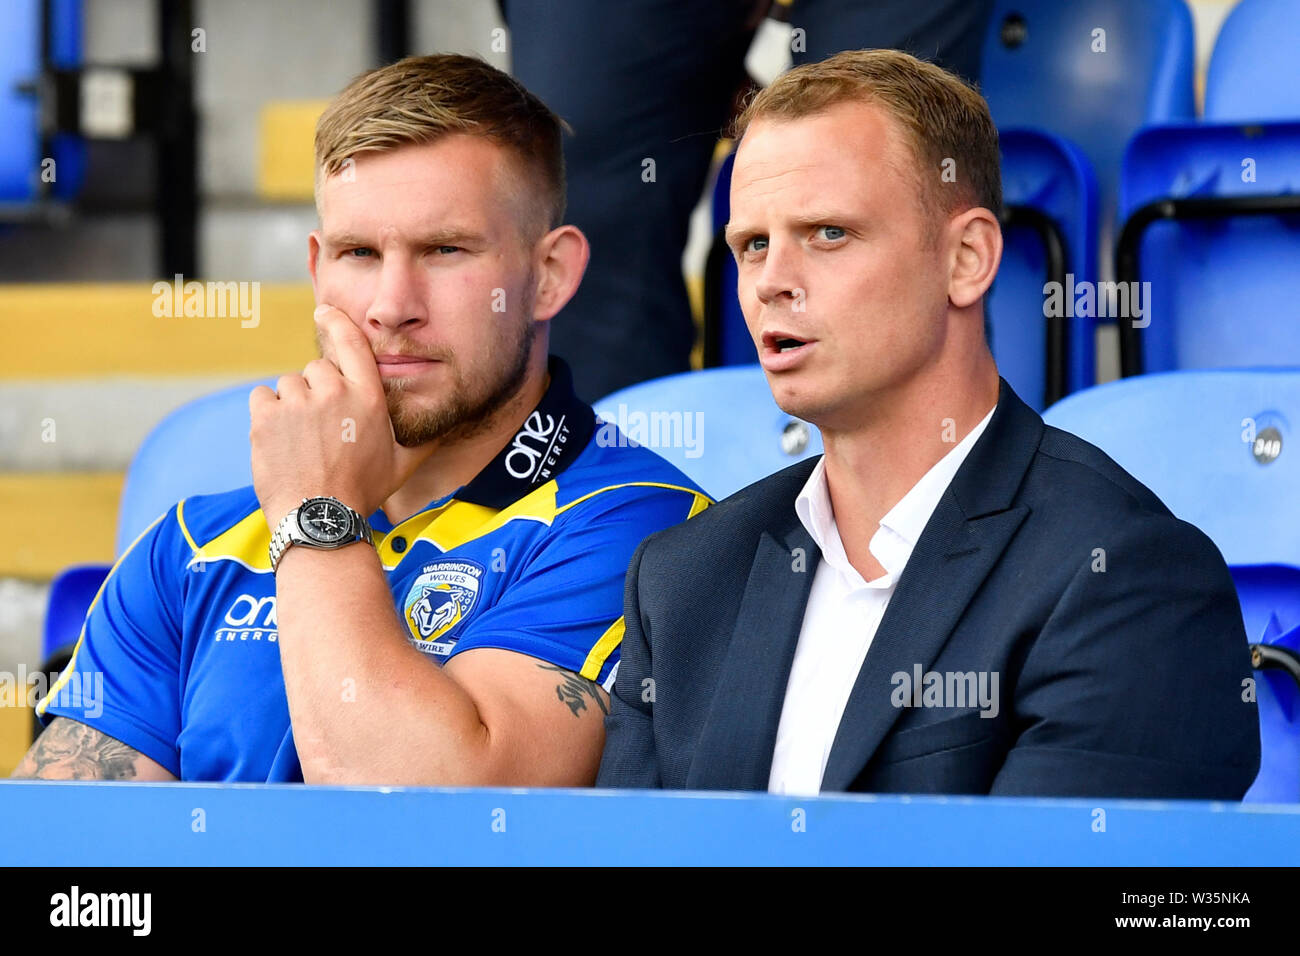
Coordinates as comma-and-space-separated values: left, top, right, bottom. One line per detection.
298, 498, 352, 544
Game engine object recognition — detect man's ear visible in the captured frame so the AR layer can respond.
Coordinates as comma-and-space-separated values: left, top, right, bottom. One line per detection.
948, 207, 1002, 310
307, 230, 323, 299
531, 225, 590, 322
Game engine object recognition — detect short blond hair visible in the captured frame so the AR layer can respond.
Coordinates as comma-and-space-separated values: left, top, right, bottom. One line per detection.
733, 49, 1001, 227
314, 53, 567, 237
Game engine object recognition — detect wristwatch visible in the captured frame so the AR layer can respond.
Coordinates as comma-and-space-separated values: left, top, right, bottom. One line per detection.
268, 496, 374, 572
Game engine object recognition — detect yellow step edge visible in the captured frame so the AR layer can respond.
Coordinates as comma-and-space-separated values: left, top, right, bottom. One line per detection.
0, 283, 318, 378
0, 472, 123, 578
259, 100, 330, 202
0, 703, 33, 776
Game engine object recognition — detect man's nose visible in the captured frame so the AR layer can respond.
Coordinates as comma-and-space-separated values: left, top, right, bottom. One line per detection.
365, 258, 429, 332
753, 240, 804, 308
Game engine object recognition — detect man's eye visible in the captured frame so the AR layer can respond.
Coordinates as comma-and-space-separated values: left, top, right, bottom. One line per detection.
436, 246, 461, 255
345, 247, 375, 259
816, 225, 846, 241
744, 236, 768, 254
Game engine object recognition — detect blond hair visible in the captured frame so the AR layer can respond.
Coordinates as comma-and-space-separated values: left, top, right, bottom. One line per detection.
733, 49, 1001, 227
314, 53, 566, 237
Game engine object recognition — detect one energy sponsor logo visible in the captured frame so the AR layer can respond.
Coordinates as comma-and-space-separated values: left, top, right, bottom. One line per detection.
214, 593, 278, 643
506, 411, 569, 483
403, 560, 485, 656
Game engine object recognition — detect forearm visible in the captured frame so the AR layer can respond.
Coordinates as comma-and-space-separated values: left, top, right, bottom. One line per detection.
273, 543, 493, 785
11, 718, 176, 781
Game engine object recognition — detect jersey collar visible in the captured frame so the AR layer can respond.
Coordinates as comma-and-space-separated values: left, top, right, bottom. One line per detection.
452, 356, 596, 510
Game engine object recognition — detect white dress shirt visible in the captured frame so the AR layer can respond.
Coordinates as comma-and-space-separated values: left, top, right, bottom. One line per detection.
767, 405, 996, 795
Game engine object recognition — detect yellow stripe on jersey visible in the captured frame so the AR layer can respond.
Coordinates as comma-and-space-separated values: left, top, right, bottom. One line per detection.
189, 508, 274, 572
555, 482, 712, 518
36, 511, 170, 718
177, 481, 710, 573
411, 482, 561, 556
176, 498, 201, 554
570, 486, 709, 679
579, 617, 625, 681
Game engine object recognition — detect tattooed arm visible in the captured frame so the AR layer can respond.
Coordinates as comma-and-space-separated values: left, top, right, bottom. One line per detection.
10, 718, 177, 781
535, 662, 610, 719
290, 645, 613, 788
431, 648, 611, 786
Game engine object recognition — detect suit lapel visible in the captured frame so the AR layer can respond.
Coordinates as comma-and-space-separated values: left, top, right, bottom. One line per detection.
685, 515, 820, 790
818, 497, 1028, 791
819, 377, 1044, 791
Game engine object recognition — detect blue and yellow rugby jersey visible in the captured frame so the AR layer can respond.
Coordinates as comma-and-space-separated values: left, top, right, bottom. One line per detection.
37, 358, 710, 781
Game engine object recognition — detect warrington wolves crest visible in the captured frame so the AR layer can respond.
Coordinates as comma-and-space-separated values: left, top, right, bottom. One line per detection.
403, 560, 485, 656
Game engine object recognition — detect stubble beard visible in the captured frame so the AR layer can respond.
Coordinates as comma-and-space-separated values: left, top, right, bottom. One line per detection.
384, 312, 538, 448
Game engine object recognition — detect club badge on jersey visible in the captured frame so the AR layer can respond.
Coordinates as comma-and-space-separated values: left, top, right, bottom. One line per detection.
403, 559, 485, 657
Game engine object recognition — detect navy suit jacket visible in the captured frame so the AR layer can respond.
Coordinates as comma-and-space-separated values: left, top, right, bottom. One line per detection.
597, 379, 1261, 799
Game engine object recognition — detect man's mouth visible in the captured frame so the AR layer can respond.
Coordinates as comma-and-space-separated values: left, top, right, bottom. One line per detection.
761, 331, 814, 354
377, 355, 433, 364
375, 354, 441, 377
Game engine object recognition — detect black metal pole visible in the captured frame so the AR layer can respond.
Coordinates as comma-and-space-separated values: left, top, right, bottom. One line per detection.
1115, 193, 1300, 378
375, 0, 412, 65
156, 0, 198, 278
1001, 204, 1069, 408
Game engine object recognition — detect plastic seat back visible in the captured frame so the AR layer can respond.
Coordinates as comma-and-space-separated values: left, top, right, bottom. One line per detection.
596, 366, 823, 501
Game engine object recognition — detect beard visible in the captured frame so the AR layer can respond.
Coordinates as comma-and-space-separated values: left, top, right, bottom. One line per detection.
382, 312, 537, 448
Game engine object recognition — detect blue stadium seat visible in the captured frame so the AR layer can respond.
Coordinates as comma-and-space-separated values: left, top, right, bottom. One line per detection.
595, 365, 823, 501
1044, 370, 1300, 801
116, 378, 274, 554
989, 129, 1098, 410
1233, 566, 1300, 802
0, 1, 44, 203
1117, 121, 1300, 375
0, 0, 85, 205
1115, 0, 1300, 376
40, 563, 109, 665
41, 378, 272, 666
1204, 0, 1300, 122
981, 0, 1196, 246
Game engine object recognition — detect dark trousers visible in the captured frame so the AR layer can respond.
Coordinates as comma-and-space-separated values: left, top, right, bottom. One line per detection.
503, 0, 992, 401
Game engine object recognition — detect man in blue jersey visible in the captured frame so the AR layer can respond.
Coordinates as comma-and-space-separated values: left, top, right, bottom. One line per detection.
15, 54, 709, 785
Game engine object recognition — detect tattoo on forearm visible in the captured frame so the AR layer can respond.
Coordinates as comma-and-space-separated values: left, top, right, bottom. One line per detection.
11, 719, 142, 780
537, 663, 609, 718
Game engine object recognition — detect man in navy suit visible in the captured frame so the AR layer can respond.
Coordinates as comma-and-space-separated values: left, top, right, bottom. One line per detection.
596, 49, 1260, 798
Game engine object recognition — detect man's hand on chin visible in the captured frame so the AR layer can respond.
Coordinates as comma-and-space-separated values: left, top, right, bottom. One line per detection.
248, 303, 437, 530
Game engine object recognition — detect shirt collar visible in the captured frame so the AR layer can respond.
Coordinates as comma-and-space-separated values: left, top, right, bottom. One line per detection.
374, 356, 595, 526
454, 355, 596, 509
795, 404, 996, 585
878, 404, 996, 548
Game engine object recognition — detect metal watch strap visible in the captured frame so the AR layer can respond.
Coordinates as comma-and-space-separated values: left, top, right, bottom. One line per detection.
268, 499, 373, 573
